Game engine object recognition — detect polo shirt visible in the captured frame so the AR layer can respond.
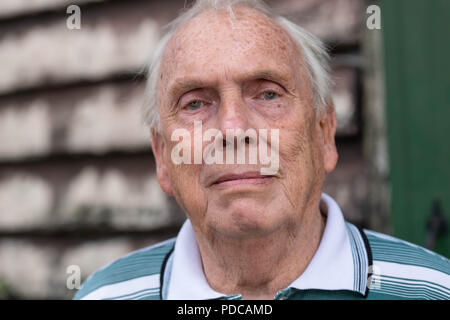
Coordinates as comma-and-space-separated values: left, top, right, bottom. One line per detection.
74, 193, 450, 300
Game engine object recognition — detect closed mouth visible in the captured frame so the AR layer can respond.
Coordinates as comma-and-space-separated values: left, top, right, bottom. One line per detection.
212, 172, 275, 187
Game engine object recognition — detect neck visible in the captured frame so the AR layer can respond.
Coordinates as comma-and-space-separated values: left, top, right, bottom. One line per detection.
194, 206, 326, 300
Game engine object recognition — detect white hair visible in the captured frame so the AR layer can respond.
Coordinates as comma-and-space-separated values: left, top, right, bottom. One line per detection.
142, 0, 332, 132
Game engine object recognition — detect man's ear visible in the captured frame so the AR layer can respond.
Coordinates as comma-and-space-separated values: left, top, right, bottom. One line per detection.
318, 103, 339, 174
151, 129, 173, 196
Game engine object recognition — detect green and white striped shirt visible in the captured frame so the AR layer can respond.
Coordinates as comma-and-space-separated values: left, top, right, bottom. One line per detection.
74, 193, 450, 300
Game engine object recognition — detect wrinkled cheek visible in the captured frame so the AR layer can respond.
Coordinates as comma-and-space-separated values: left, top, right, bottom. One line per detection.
277, 129, 311, 172
277, 128, 318, 204
168, 163, 206, 220
280, 154, 313, 198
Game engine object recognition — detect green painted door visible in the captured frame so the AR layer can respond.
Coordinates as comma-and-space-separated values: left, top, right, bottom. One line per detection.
381, 0, 450, 257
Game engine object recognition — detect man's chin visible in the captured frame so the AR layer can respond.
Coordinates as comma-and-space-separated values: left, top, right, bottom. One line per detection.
212, 222, 282, 239
207, 204, 283, 238
206, 177, 277, 206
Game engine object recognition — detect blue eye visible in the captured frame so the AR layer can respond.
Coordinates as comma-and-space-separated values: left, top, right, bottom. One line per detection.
186, 100, 203, 110
262, 91, 278, 100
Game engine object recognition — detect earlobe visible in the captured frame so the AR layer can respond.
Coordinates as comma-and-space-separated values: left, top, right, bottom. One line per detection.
151, 130, 174, 196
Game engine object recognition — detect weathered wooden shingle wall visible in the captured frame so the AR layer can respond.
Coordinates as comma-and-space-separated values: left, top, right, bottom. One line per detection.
0, 0, 367, 299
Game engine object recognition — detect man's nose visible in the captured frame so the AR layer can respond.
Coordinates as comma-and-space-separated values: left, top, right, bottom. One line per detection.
215, 92, 250, 135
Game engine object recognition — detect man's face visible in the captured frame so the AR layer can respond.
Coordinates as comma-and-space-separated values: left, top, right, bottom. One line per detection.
152, 8, 338, 239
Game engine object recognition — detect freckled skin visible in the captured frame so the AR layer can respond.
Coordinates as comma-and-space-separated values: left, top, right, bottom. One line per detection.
151, 7, 338, 299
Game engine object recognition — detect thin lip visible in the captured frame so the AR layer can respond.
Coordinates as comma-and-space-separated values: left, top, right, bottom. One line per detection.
211, 171, 275, 186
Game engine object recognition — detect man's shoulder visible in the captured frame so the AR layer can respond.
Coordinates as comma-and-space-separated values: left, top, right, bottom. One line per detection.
361, 229, 450, 299
73, 238, 176, 300
363, 229, 450, 273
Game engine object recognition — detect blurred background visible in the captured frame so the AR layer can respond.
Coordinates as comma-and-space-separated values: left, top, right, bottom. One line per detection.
0, 0, 448, 299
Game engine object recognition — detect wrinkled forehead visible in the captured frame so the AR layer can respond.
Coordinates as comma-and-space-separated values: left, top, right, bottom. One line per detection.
159, 7, 307, 91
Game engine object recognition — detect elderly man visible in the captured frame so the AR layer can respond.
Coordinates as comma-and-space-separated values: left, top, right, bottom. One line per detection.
74, 0, 449, 300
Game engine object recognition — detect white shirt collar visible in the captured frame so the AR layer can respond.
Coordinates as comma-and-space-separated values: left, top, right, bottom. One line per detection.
166, 193, 366, 299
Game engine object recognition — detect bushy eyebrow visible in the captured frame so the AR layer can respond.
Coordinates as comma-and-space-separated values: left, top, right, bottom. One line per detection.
167, 68, 292, 100
246, 70, 290, 86
170, 78, 211, 97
